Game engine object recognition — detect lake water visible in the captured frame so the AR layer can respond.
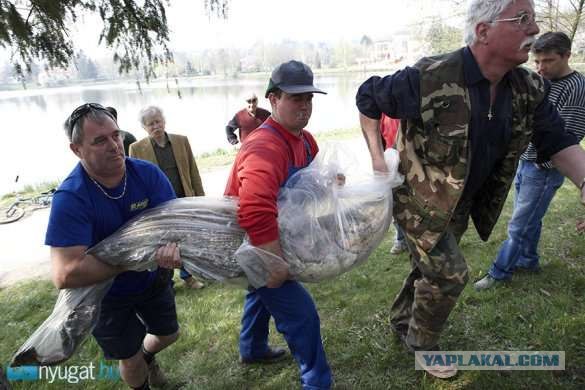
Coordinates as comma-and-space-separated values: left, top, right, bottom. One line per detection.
0, 72, 381, 195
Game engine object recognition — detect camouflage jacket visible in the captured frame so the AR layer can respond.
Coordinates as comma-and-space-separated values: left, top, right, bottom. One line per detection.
394, 49, 545, 253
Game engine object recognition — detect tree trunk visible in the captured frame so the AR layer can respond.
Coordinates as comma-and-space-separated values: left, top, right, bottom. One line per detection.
569, 0, 585, 42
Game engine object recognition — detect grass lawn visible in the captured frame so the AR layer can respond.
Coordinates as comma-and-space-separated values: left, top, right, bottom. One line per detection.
195, 127, 362, 172
1, 177, 584, 389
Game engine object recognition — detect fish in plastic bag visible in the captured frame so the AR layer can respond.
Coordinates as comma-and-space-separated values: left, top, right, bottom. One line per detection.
236, 146, 403, 287
11, 145, 402, 366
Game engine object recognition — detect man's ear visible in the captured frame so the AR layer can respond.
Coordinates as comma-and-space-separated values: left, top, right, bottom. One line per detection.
268, 92, 278, 107
475, 22, 491, 45
70, 143, 82, 159
565, 51, 572, 60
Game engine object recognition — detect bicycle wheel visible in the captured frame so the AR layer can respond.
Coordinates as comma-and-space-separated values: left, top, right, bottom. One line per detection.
0, 206, 25, 224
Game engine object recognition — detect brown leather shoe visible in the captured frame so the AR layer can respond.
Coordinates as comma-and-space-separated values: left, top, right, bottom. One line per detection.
414, 350, 458, 379
184, 277, 205, 289
390, 323, 415, 353
148, 359, 169, 388
240, 346, 287, 364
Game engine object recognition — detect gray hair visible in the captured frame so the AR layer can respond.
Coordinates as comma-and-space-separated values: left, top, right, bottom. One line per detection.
63, 108, 115, 145
464, 0, 534, 45
139, 105, 165, 126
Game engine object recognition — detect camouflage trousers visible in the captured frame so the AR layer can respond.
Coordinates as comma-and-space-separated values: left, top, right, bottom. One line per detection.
390, 198, 471, 350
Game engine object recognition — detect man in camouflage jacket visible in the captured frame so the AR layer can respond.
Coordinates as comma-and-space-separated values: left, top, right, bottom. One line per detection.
356, 0, 585, 377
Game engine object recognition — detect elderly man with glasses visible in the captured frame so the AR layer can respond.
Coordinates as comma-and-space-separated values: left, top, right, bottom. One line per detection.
225, 92, 271, 145
130, 105, 206, 290
356, 0, 585, 378
46, 103, 183, 390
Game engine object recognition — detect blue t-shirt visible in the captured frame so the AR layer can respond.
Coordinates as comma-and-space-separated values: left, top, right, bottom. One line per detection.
45, 158, 176, 296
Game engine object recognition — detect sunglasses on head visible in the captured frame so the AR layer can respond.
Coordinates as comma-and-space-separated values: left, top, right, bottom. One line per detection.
67, 103, 111, 132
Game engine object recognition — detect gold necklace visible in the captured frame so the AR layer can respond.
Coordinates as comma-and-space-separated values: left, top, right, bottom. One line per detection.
89, 174, 127, 200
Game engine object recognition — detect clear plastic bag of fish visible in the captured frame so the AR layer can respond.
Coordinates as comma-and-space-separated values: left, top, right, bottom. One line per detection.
88, 196, 247, 283
11, 145, 402, 367
236, 147, 403, 288
11, 280, 112, 366
11, 197, 247, 367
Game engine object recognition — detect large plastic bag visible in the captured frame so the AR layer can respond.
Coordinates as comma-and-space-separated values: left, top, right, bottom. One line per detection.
89, 197, 247, 283
236, 147, 403, 287
11, 145, 402, 367
11, 197, 247, 367
11, 280, 112, 366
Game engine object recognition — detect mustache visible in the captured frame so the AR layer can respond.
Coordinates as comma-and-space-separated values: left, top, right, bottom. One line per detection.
519, 36, 536, 50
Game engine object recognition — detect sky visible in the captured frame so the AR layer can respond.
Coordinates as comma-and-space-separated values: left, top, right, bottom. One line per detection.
166, 0, 424, 48
0, 0, 464, 62
165, 0, 421, 49
5, 0, 577, 62
71, 0, 449, 56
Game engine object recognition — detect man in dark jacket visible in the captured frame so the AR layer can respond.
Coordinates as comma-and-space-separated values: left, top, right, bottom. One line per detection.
356, 0, 585, 378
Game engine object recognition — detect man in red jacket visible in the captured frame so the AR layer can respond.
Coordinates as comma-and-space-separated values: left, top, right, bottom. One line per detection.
379, 114, 408, 255
225, 60, 332, 390
225, 92, 271, 145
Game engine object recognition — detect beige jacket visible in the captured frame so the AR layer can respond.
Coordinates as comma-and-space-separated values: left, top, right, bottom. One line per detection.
129, 133, 205, 197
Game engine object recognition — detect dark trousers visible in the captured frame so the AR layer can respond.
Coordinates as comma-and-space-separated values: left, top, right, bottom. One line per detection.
390, 199, 471, 349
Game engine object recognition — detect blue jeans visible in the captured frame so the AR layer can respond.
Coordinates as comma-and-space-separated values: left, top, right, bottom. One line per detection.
240, 281, 332, 390
394, 223, 405, 243
488, 161, 564, 280
179, 267, 191, 280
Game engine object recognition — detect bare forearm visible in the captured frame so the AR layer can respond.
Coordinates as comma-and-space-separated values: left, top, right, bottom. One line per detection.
256, 239, 289, 288
51, 248, 123, 289
257, 239, 284, 258
359, 113, 387, 172
551, 144, 585, 187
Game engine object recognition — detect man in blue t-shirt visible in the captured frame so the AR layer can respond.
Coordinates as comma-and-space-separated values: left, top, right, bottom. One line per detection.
46, 103, 183, 390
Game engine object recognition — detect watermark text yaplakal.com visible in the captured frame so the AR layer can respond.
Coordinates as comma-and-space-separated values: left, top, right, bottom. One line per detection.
6, 361, 120, 384
415, 351, 565, 371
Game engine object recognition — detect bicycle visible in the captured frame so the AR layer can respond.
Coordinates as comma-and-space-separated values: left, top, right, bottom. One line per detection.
0, 188, 56, 224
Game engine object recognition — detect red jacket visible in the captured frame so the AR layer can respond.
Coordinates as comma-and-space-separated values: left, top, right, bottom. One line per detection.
224, 117, 319, 245
236, 108, 271, 141
380, 113, 400, 149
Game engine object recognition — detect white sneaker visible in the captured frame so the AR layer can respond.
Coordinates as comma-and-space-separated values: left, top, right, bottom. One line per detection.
390, 241, 408, 255
474, 275, 497, 291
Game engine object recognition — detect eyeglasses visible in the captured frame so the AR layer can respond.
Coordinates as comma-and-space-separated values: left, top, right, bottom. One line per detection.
246, 98, 258, 104
492, 13, 540, 29
67, 103, 110, 133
